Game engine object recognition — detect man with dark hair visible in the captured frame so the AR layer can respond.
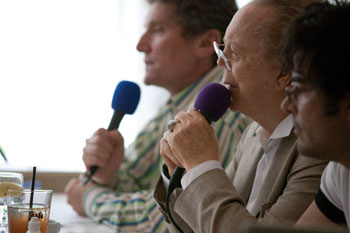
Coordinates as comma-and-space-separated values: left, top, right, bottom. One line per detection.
281, 0, 350, 228
155, 0, 327, 232
147, 0, 232, 42
64, 0, 250, 232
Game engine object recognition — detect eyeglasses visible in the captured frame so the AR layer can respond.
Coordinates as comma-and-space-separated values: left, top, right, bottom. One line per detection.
285, 84, 314, 102
213, 41, 232, 71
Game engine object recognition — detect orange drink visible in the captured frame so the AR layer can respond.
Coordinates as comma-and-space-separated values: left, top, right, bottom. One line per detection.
7, 203, 50, 233
7, 189, 52, 233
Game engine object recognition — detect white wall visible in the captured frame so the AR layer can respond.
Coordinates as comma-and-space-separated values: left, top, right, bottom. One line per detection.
0, 0, 251, 172
237, 0, 251, 8
0, 0, 168, 172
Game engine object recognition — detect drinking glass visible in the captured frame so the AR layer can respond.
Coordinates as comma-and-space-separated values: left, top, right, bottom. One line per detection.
7, 189, 52, 233
0, 172, 23, 229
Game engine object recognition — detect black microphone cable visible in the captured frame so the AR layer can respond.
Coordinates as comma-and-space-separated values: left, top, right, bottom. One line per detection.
165, 165, 185, 233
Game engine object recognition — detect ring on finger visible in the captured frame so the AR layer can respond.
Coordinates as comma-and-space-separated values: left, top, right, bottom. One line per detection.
167, 119, 179, 132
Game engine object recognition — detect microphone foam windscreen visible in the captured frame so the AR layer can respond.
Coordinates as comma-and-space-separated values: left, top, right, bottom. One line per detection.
194, 82, 231, 122
112, 81, 141, 114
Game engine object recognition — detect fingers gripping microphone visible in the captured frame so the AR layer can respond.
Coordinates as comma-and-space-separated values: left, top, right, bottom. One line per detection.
168, 82, 232, 193
166, 82, 232, 233
84, 81, 141, 185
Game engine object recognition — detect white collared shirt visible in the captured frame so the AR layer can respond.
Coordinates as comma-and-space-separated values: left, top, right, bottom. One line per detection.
245, 114, 293, 213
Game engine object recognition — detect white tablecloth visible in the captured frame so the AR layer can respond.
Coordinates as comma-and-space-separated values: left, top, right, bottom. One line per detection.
50, 193, 115, 233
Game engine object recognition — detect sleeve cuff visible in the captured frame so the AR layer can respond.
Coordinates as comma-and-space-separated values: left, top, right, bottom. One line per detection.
315, 189, 346, 225
82, 185, 113, 216
161, 164, 170, 190
181, 160, 223, 190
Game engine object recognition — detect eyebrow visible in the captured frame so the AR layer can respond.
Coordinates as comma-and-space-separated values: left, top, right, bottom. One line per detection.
146, 21, 160, 27
146, 19, 167, 27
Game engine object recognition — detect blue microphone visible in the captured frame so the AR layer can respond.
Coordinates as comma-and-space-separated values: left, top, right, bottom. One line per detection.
108, 81, 141, 130
83, 81, 141, 185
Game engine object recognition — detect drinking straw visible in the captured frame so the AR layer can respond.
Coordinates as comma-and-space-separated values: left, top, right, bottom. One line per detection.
29, 166, 36, 209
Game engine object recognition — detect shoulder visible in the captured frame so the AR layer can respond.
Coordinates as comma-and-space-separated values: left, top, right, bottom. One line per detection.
321, 162, 350, 200
288, 150, 328, 180
241, 121, 259, 138
232, 121, 262, 161
321, 162, 348, 187
230, 121, 263, 151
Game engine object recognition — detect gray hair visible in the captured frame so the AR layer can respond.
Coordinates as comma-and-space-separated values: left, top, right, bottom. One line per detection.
253, 0, 323, 67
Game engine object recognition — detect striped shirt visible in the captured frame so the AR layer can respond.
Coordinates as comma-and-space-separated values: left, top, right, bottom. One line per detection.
82, 66, 251, 233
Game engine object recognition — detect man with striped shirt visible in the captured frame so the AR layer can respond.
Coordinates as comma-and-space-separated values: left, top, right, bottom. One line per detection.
65, 0, 250, 232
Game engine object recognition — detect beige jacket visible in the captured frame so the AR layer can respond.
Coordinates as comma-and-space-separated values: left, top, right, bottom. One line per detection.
154, 122, 327, 233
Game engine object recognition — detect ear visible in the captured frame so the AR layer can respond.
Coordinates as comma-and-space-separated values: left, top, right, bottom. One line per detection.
275, 71, 291, 92
193, 29, 222, 58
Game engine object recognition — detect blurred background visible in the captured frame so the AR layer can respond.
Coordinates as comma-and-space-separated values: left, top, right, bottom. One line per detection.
0, 0, 250, 172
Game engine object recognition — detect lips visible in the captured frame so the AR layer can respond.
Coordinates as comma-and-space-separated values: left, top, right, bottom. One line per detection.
144, 57, 155, 65
223, 76, 238, 89
225, 84, 237, 90
223, 83, 238, 94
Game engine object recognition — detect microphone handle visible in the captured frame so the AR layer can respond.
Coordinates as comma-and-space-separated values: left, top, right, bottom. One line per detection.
165, 113, 213, 233
108, 111, 125, 130
168, 167, 185, 193
83, 111, 125, 186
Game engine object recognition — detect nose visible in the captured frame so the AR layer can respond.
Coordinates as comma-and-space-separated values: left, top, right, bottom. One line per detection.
136, 32, 150, 53
281, 96, 297, 114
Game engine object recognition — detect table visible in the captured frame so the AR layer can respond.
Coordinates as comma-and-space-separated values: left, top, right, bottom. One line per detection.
50, 193, 115, 233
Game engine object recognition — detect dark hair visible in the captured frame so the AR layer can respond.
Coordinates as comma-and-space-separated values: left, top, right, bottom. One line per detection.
252, 0, 322, 67
147, 0, 237, 40
281, 0, 350, 114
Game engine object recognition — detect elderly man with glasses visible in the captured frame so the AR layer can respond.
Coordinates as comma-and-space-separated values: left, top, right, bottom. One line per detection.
154, 0, 328, 233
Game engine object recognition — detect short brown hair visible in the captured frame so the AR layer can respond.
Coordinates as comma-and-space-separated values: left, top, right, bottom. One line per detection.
147, 0, 237, 40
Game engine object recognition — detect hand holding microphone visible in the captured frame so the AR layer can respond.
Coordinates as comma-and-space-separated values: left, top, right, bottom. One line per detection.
161, 82, 232, 233
161, 82, 231, 175
82, 81, 140, 186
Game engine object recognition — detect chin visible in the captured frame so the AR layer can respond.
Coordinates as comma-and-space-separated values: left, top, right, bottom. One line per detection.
143, 75, 156, 86
228, 100, 240, 112
297, 140, 324, 160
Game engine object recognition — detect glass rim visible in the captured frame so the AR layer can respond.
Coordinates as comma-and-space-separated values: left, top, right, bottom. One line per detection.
0, 172, 23, 176
7, 189, 53, 193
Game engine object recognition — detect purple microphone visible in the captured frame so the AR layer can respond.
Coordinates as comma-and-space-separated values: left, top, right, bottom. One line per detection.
194, 82, 232, 123
168, 82, 232, 192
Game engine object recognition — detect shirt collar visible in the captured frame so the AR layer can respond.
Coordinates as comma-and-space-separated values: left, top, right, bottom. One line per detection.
256, 114, 294, 147
270, 114, 294, 139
